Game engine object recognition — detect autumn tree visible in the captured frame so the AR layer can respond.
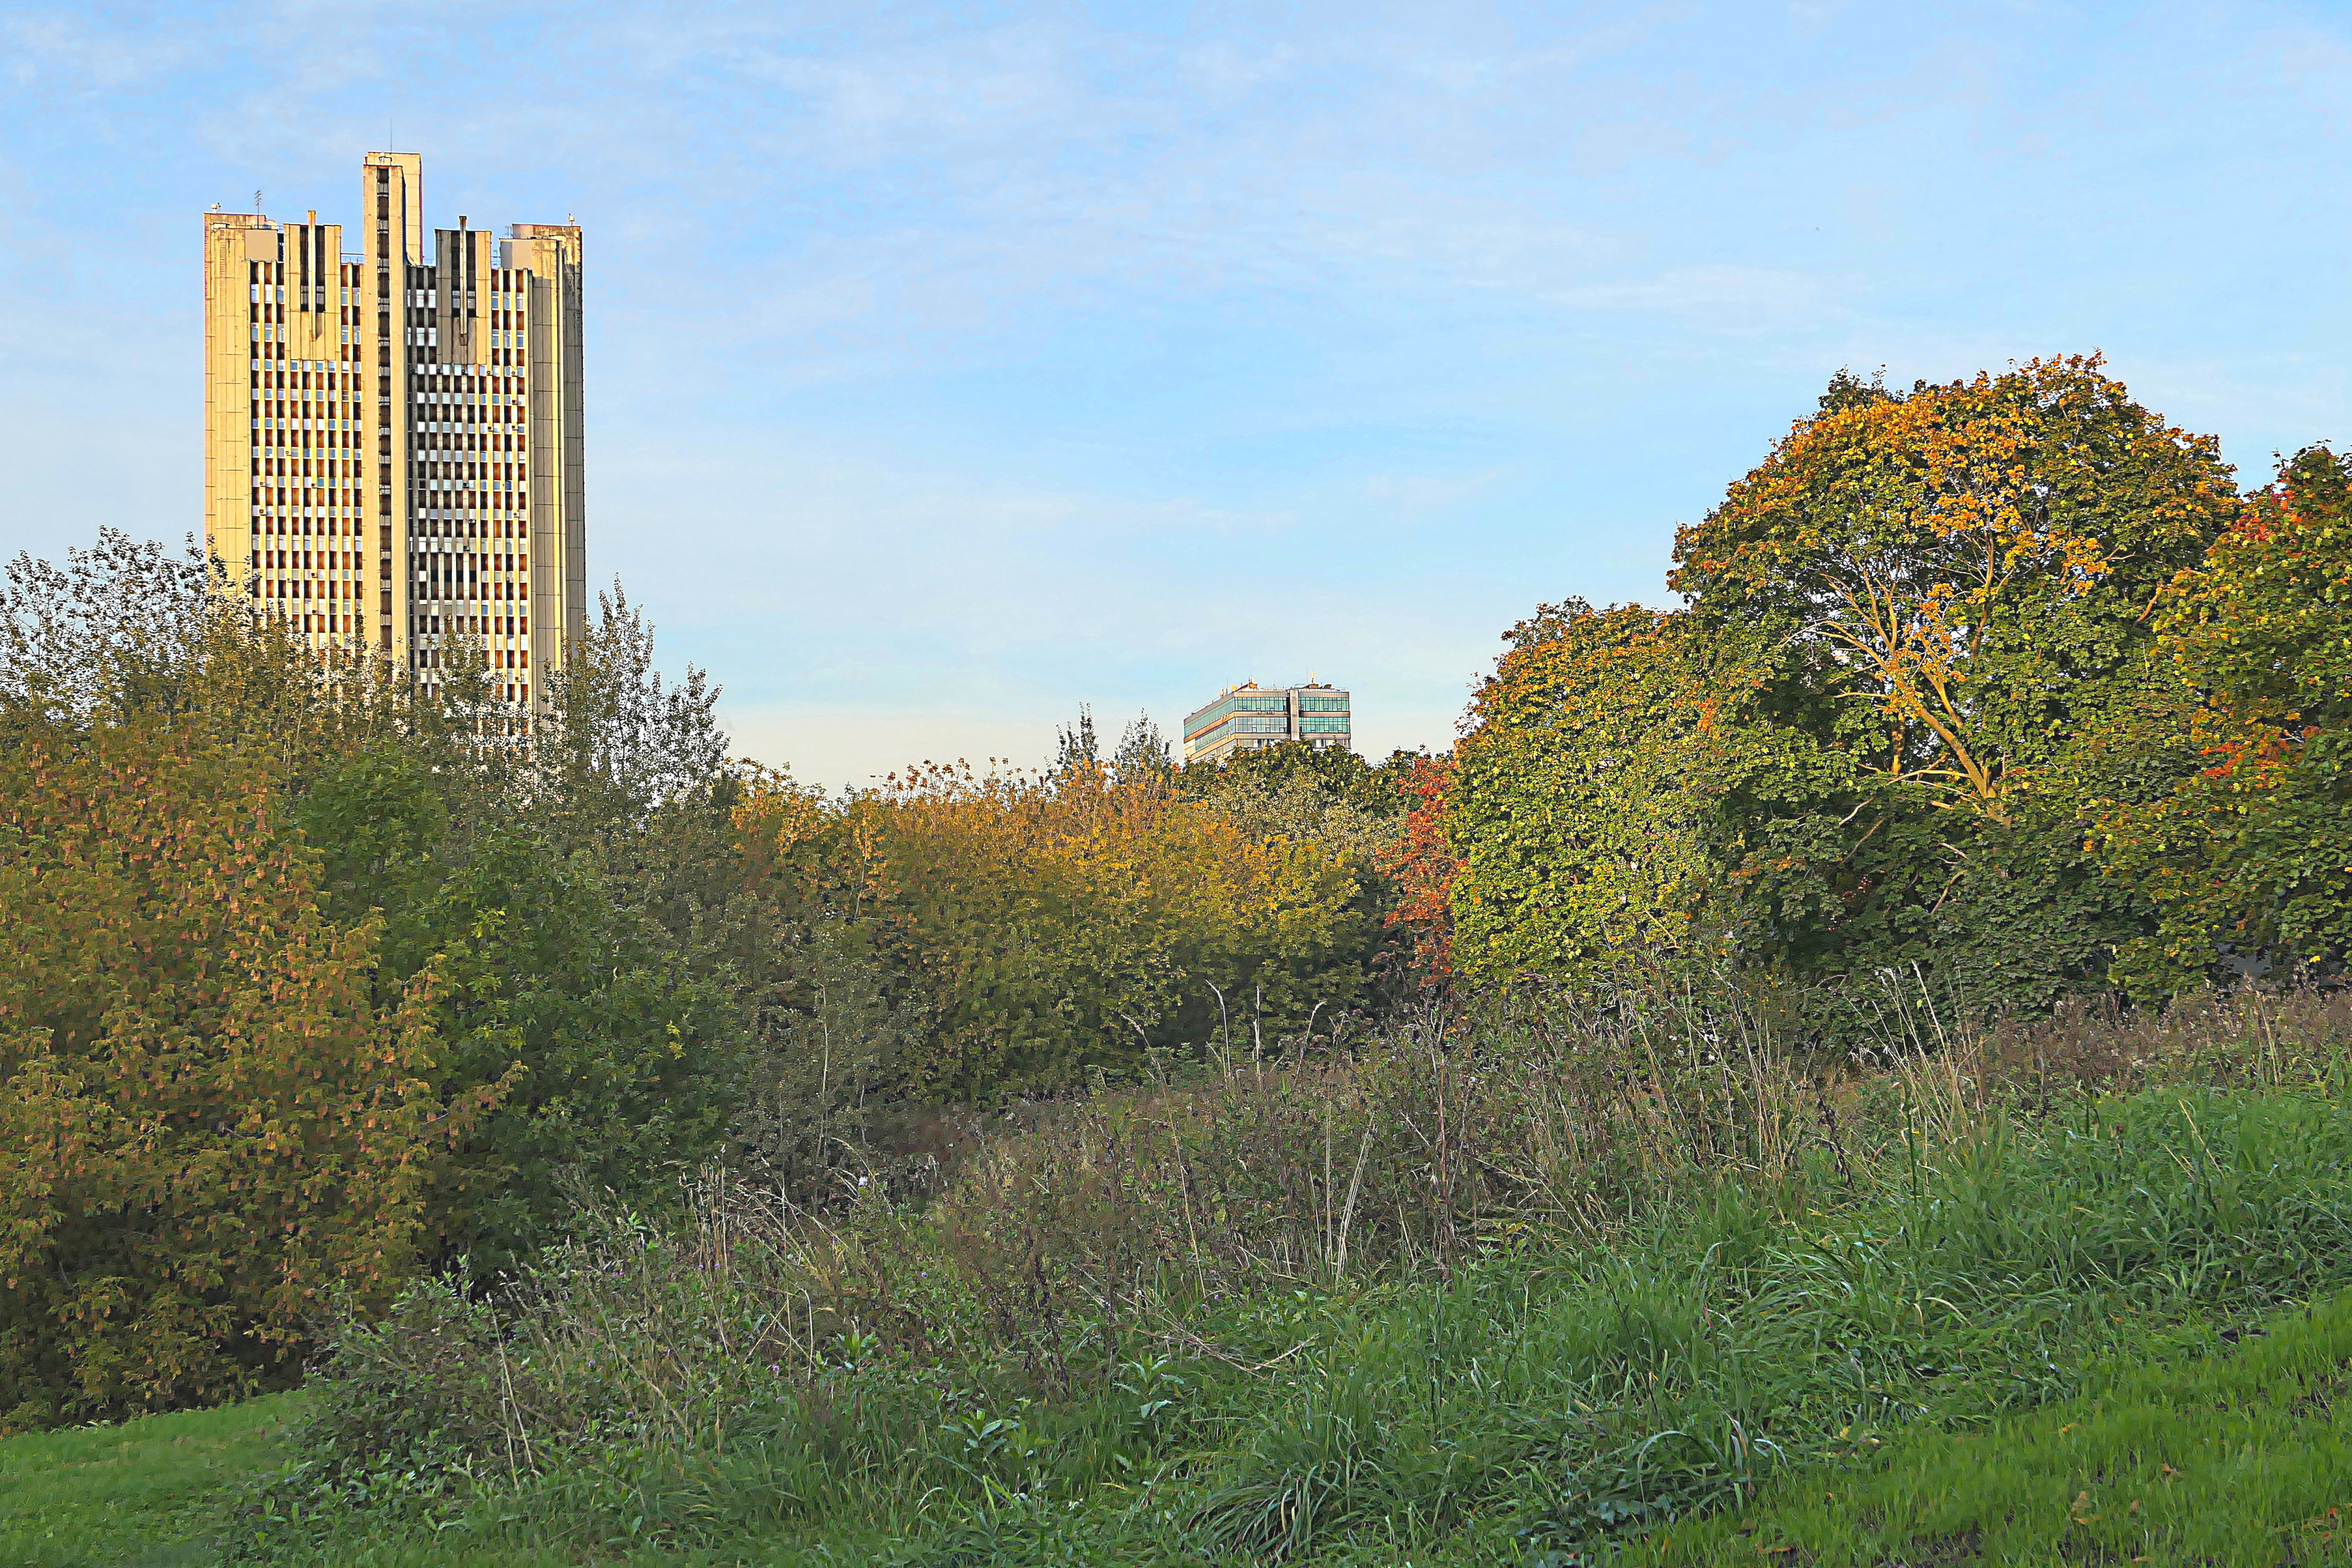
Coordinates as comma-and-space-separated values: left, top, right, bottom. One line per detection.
0, 723, 453, 1430
1666, 356, 2236, 1010
1377, 750, 1462, 986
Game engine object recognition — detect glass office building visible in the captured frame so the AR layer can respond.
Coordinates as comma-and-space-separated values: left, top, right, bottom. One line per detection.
1182, 682, 1352, 765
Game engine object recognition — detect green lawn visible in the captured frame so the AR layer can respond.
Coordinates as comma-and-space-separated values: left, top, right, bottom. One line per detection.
0, 1396, 296, 1567
1644, 1293, 2352, 1567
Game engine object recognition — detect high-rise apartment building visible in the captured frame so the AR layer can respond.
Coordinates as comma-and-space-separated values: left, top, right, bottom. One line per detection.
1182, 682, 1352, 765
201, 153, 585, 720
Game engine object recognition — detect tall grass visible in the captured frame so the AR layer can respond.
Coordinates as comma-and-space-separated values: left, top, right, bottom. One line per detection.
1189, 1082, 2352, 1561
248, 982, 2352, 1564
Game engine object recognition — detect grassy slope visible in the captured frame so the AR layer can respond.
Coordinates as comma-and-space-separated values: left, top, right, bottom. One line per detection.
0, 1390, 600, 1568
1642, 1293, 2352, 1567
18, 1088, 2352, 1567
0, 1396, 296, 1568
16, 1298, 2352, 1567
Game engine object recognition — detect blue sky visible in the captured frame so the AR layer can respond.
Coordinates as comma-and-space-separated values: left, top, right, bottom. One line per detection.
3, 1, 2348, 785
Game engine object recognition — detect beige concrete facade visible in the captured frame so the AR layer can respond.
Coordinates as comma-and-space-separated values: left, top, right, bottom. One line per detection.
200, 154, 586, 723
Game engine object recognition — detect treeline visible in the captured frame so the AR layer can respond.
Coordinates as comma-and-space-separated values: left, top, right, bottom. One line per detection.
1422, 357, 2350, 1023
0, 539, 1413, 1429
4, 351, 2344, 1437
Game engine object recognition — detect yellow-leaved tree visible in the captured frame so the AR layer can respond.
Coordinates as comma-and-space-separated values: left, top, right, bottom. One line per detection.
0, 721, 452, 1431
729, 760, 1372, 1111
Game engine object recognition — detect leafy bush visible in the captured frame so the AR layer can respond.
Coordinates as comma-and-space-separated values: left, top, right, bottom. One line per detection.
1446, 602, 1730, 986
2096, 443, 2352, 996
0, 723, 452, 1431
730, 760, 1380, 1104
381, 818, 744, 1276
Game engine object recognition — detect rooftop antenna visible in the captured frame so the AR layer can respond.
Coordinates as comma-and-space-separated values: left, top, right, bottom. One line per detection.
253, 189, 264, 213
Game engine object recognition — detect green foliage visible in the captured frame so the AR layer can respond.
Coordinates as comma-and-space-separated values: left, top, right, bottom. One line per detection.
1446, 602, 1733, 986
290, 750, 741, 1276
0, 540, 750, 1411
0, 723, 447, 1430
1178, 1079, 2352, 1562
290, 742, 449, 932
2096, 445, 2352, 996
409, 828, 742, 1274
1177, 741, 1423, 998
0, 528, 218, 737
731, 762, 1378, 1103
0, 529, 433, 788
43, 1281, 2352, 1565
532, 583, 728, 847
1192, 767, 1402, 871
731, 917, 923, 1193
1671, 355, 2234, 1010
1181, 738, 1418, 820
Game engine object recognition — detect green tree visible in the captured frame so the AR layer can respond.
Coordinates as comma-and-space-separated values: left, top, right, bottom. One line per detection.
291, 745, 743, 1277
2095, 445, 2352, 995
1445, 602, 1738, 986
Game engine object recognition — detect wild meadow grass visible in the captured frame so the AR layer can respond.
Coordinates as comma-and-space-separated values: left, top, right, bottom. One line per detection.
205, 984, 2352, 1565
8, 984, 2343, 1564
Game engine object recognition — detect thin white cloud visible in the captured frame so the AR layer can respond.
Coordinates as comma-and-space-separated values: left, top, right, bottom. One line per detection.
2, 13, 208, 89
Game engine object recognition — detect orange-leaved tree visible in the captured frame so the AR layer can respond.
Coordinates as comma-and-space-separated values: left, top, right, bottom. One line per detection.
1377, 749, 1461, 986
0, 721, 454, 1431
1673, 357, 2232, 812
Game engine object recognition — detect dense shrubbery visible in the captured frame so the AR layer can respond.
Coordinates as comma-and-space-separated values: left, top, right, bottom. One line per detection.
0, 535, 1411, 1428
0, 721, 447, 1430
2093, 440, 2352, 996
726, 755, 1388, 1109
